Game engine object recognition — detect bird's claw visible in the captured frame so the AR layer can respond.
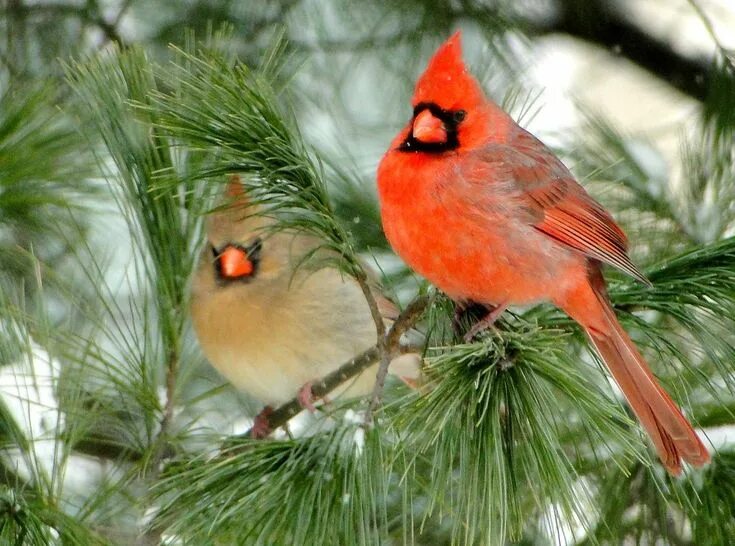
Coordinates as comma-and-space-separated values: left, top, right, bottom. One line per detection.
462, 302, 508, 342
251, 406, 274, 439
297, 382, 318, 413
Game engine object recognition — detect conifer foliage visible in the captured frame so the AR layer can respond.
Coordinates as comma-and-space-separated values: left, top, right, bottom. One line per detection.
1, 2, 735, 544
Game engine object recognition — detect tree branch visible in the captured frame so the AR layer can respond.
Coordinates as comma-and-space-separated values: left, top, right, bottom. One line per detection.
233, 294, 431, 440
234, 346, 380, 441
291, 0, 715, 102
686, 0, 735, 72
139, 345, 181, 544
354, 270, 386, 341
536, 0, 711, 101
366, 294, 431, 422
160, 346, 178, 443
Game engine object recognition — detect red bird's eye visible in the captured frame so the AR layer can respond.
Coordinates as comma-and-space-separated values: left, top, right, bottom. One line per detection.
217, 246, 254, 279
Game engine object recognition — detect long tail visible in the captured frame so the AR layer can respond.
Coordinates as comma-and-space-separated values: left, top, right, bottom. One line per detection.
575, 275, 710, 475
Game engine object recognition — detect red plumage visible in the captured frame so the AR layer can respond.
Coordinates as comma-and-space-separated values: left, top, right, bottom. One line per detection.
376, 32, 709, 475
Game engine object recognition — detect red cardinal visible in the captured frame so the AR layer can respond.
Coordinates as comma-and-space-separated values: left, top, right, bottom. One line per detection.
376, 32, 709, 475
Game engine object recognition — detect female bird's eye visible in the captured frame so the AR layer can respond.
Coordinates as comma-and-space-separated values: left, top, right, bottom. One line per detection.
453, 110, 466, 123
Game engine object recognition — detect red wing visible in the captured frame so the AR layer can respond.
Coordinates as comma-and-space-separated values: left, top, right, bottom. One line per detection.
473, 133, 650, 285
526, 179, 650, 284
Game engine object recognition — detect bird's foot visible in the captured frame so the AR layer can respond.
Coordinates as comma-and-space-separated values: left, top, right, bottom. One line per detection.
463, 302, 509, 342
297, 382, 318, 413
251, 406, 274, 439
452, 300, 488, 337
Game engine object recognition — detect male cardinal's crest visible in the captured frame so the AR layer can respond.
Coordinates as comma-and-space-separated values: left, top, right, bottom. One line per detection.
413, 32, 485, 112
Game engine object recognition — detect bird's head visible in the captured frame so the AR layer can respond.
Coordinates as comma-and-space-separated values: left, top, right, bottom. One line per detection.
398, 31, 494, 153
203, 176, 270, 284
200, 175, 327, 292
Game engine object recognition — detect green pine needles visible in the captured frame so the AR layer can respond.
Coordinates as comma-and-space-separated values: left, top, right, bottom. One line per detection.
154, 425, 390, 545
1, 20, 734, 546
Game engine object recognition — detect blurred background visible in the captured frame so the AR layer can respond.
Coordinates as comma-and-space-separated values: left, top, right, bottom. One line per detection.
1, 0, 734, 544
2, 0, 734, 292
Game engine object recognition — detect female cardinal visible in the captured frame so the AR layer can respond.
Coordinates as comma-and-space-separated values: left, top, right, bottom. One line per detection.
191, 176, 418, 437
376, 32, 709, 474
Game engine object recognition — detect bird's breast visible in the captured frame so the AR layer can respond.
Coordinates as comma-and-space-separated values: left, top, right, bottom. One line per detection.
190, 268, 377, 405
377, 151, 580, 306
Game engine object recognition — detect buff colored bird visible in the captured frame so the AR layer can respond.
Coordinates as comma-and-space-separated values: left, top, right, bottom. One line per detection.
191, 176, 418, 436
376, 32, 709, 474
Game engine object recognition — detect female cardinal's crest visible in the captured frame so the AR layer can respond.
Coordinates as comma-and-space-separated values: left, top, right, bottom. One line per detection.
412, 31, 485, 111
226, 174, 248, 203
208, 174, 257, 239
223, 174, 255, 212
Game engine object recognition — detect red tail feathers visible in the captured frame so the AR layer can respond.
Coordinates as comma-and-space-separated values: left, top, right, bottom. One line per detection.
584, 281, 709, 475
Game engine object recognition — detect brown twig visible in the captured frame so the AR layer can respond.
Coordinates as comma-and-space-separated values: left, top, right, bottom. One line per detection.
366, 294, 431, 423
70, 436, 144, 462
233, 294, 431, 439
160, 347, 178, 441
354, 269, 386, 340
233, 346, 380, 441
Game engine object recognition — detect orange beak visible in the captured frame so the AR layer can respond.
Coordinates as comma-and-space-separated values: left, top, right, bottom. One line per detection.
219, 246, 254, 278
412, 109, 447, 143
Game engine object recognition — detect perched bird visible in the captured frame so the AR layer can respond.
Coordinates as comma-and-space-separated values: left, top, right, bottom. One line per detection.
376, 32, 709, 474
191, 177, 417, 437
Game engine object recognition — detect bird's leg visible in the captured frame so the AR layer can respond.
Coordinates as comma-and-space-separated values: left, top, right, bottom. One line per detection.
251, 405, 274, 439
297, 382, 318, 413
452, 300, 491, 335
463, 302, 509, 342
452, 300, 470, 335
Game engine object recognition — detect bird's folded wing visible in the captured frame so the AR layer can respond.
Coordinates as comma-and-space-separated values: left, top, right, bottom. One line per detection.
472, 138, 650, 285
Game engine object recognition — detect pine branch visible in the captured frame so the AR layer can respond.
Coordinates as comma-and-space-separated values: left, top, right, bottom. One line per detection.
564, 109, 698, 248
154, 424, 393, 544
47, 22, 735, 545
686, 451, 735, 544
0, 299, 111, 544
148, 30, 369, 280
390, 321, 644, 545
366, 294, 430, 421
66, 43, 214, 542
0, 80, 98, 299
